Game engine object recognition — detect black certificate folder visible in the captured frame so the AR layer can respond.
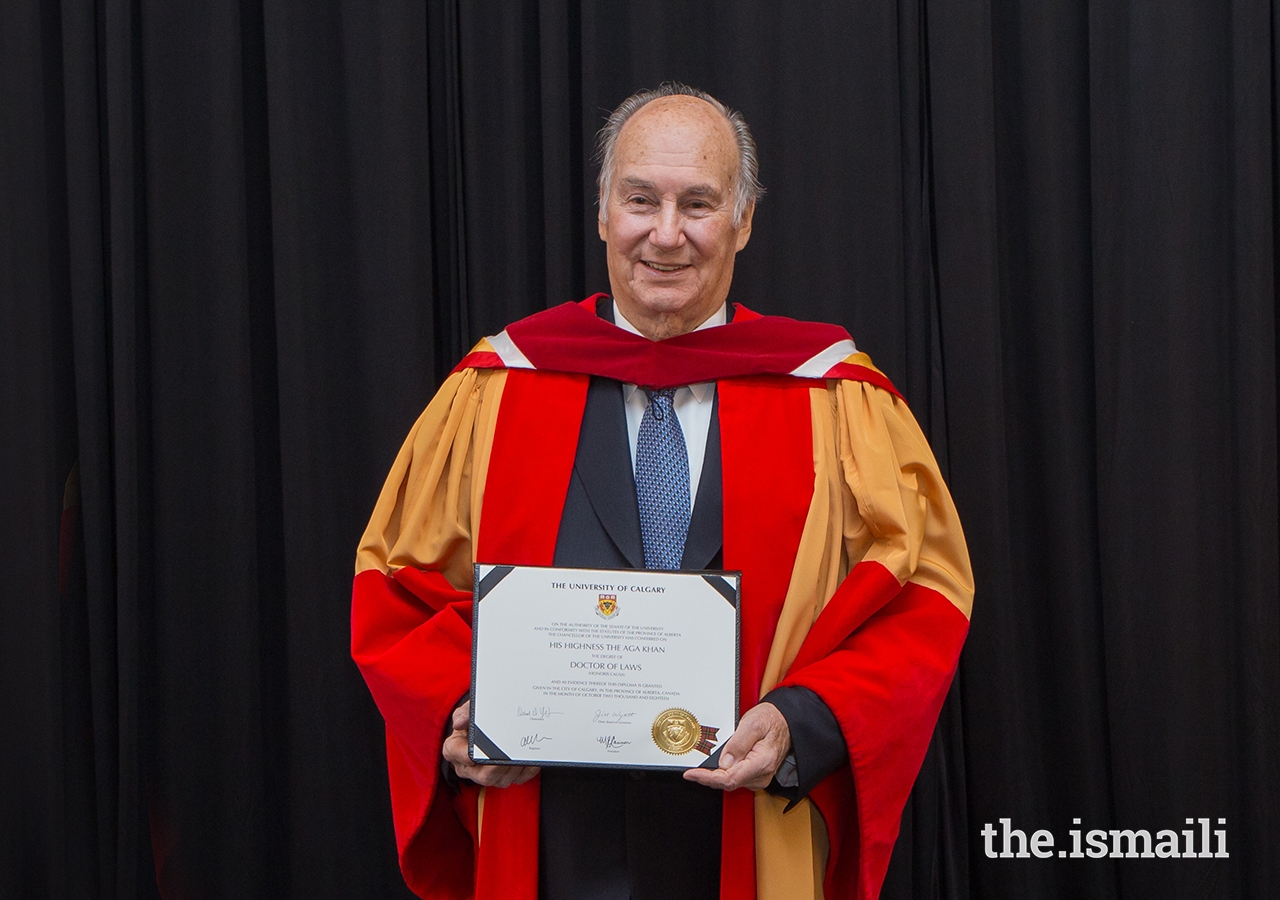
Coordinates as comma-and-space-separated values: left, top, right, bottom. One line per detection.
470, 564, 741, 770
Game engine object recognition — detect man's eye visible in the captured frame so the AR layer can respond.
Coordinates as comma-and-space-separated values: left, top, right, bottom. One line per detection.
626, 195, 652, 205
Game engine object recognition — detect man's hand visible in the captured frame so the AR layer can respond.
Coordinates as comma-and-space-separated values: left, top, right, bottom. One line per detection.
682, 701, 791, 791
442, 700, 540, 788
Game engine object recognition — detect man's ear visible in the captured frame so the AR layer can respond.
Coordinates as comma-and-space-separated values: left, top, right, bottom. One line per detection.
597, 193, 609, 242
734, 202, 755, 251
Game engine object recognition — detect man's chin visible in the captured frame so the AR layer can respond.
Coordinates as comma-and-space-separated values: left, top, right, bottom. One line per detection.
625, 290, 704, 319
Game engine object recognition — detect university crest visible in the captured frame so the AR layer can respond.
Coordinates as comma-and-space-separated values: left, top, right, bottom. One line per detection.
596, 593, 618, 619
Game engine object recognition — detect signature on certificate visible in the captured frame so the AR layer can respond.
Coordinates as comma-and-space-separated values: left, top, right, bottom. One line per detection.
592, 709, 636, 724
597, 735, 632, 751
520, 733, 552, 748
516, 705, 561, 721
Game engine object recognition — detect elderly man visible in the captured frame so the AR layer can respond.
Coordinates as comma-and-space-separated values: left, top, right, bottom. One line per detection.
352, 84, 973, 900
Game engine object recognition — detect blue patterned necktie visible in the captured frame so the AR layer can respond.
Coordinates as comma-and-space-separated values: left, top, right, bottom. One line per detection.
635, 388, 691, 570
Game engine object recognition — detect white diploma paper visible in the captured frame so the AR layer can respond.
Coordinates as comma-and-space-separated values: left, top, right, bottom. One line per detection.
470, 564, 740, 769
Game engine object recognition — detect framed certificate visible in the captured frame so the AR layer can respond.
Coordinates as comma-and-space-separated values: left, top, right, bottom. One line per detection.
469, 564, 740, 770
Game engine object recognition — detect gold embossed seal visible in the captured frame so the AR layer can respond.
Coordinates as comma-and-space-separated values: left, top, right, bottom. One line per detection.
651, 708, 700, 755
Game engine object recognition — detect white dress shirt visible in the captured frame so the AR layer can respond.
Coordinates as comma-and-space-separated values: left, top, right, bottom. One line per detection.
612, 304, 724, 514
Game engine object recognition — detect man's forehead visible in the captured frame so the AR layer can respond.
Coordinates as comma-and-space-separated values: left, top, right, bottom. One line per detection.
612, 96, 739, 181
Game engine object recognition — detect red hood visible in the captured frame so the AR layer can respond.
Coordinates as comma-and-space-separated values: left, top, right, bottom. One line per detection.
453, 295, 897, 396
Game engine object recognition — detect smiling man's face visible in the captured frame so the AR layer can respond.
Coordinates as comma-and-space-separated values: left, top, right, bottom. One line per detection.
598, 95, 754, 340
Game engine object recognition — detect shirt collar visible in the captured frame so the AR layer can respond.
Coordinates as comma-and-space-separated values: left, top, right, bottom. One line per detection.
615, 303, 723, 403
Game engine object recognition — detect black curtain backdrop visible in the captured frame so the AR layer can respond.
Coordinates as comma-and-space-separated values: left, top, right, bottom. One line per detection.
2, 1, 1276, 898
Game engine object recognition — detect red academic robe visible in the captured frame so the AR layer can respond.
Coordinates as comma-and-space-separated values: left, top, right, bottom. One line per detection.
352, 297, 973, 900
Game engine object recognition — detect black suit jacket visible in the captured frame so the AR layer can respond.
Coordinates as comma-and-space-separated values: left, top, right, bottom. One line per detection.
539, 374, 724, 900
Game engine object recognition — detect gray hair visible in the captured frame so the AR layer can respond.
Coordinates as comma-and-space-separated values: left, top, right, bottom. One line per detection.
595, 82, 764, 227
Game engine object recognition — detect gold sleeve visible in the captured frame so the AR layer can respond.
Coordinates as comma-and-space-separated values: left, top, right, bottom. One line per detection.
835, 379, 974, 618
354, 367, 508, 592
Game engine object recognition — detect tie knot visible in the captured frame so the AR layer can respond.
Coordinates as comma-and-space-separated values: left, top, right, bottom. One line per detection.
645, 388, 677, 420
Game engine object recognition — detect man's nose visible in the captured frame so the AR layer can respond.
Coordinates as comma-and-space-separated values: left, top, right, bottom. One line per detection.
649, 201, 684, 249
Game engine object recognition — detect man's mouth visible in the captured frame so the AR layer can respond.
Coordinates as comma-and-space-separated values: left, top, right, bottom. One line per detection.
642, 261, 690, 273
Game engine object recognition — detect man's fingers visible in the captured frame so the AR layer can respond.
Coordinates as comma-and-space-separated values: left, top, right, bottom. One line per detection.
716, 713, 767, 770
683, 703, 792, 791
452, 700, 471, 731
442, 730, 469, 767
735, 764, 775, 792
682, 742, 771, 791
684, 764, 739, 790
444, 730, 540, 787
682, 754, 767, 791
682, 767, 726, 788
465, 763, 541, 788
729, 748, 776, 790
496, 766, 540, 788
511, 766, 540, 786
